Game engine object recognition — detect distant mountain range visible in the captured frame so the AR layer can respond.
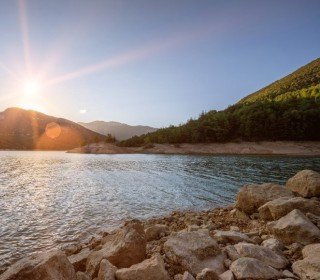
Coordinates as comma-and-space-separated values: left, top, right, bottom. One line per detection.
120, 57, 320, 146
78, 121, 157, 140
0, 108, 106, 150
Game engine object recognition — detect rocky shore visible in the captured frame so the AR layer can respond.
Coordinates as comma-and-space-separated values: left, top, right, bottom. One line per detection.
1, 170, 320, 280
68, 141, 320, 156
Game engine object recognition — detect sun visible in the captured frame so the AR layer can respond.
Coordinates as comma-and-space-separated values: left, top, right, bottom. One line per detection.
23, 79, 41, 95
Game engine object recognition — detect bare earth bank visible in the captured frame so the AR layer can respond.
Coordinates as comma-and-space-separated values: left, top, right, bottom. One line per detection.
68, 141, 320, 156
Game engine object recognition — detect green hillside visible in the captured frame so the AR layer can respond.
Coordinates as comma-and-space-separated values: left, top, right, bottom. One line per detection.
120, 58, 320, 146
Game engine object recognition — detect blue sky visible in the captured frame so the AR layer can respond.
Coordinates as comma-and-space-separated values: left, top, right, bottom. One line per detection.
0, 0, 319, 127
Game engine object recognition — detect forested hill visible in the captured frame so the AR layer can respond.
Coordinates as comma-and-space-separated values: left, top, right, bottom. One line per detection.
120, 58, 320, 147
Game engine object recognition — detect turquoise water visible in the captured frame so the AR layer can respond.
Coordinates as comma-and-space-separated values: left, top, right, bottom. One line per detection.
0, 151, 319, 270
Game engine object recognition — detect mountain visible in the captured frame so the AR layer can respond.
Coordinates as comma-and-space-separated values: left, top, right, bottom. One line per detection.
0, 108, 106, 150
120, 57, 320, 146
78, 121, 157, 140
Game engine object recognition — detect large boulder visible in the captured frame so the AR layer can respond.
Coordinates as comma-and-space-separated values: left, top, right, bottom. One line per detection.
292, 243, 320, 280
235, 183, 294, 215
258, 196, 320, 221
0, 249, 76, 280
233, 242, 288, 269
230, 257, 281, 280
213, 231, 253, 245
115, 253, 169, 280
267, 209, 320, 245
286, 170, 320, 198
164, 231, 226, 276
86, 220, 146, 277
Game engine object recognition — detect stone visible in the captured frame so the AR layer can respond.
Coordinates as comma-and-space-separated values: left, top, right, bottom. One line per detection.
196, 268, 219, 280
261, 238, 284, 253
306, 212, 320, 227
267, 209, 320, 245
86, 220, 146, 277
233, 242, 288, 269
251, 236, 262, 244
229, 209, 250, 221
229, 226, 239, 231
286, 170, 320, 198
235, 183, 294, 215
115, 253, 169, 280
145, 224, 168, 241
292, 243, 320, 280
76, 271, 90, 280
213, 231, 253, 245
97, 259, 116, 280
230, 257, 281, 280
164, 231, 226, 275
225, 245, 240, 261
182, 271, 196, 280
218, 270, 234, 280
0, 249, 76, 280
68, 247, 91, 272
258, 196, 320, 221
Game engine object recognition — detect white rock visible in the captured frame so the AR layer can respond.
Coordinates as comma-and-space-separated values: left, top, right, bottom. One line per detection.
164, 231, 226, 275
230, 257, 281, 280
218, 270, 234, 280
213, 231, 253, 245
267, 209, 320, 245
233, 242, 288, 269
286, 170, 320, 198
115, 253, 169, 280
196, 268, 219, 280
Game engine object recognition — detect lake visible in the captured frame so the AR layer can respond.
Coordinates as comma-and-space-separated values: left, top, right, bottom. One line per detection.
0, 151, 319, 270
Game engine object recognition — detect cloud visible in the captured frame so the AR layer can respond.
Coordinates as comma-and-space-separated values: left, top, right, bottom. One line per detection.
79, 109, 86, 114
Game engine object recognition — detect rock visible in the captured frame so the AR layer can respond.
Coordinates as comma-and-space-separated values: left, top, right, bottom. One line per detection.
229, 209, 250, 221
182, 271, 196, 280
229, 226, 239, 231
68, 247, 91, 272
225, 245, 240, 261
286, 170, 320, 198
76, 271, 91, 280
213, 231, 253, 245
145, 224, 168, 241
261, 238, 284, 253
292, 243, 320, 280
218, 270, 234, 280
306, 212, 320, 227
174, 274, 184, 280
282, 270, 297, 279
267, 209, 320, 245
233, 242, 288, 269
164, 231, 226, 275
86, 220, 146, 277
115, 253, 169, 280
235, 183, 294, 215
0, 249, 76, 280
230, 257, 281, 280
97, 259, 116, 280
196, 268, 219, 280
258, 197, 320, 221
251, 236, 262, 244
188, 225, 201, 232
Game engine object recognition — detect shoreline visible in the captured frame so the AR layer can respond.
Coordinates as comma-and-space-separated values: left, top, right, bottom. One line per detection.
1, 170, 320, 279
68, 141, 320, 156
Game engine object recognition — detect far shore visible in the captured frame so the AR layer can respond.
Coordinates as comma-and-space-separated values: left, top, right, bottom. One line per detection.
67, 141, 320, 156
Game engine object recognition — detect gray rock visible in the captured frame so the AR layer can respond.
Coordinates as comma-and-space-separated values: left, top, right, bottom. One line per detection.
258, 196, 320, 221
267, 209, 320, 245
196, 268, 219, 280
213, 231, 253, 245
235, 183, 294, 215
164, 231, 226, 275
230, 257, 281, 279
292, 243, 320, 280
233, 242, 288, 269
0, 249, 76, 280
218, 270, 234, 280
115, 253, 169, 280
286, 170, 320, 198
261, 238, 285, 253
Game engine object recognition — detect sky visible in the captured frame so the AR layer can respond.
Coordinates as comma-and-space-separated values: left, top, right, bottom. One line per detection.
0, 0, 319, 127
